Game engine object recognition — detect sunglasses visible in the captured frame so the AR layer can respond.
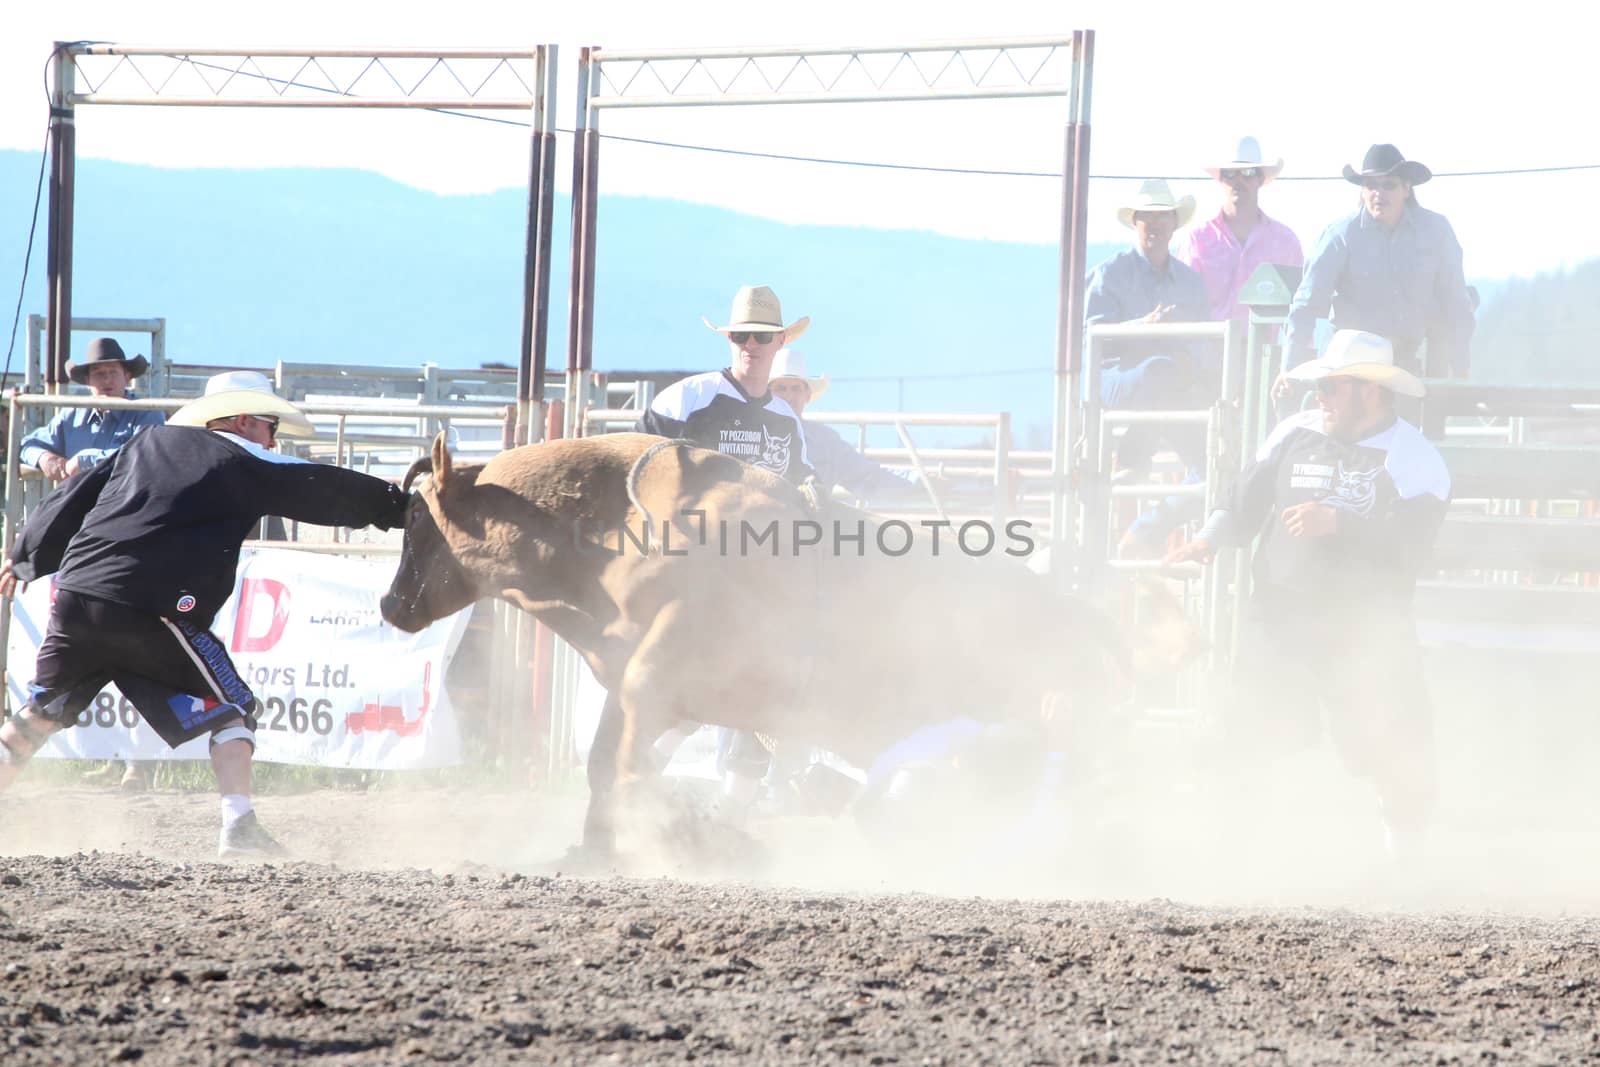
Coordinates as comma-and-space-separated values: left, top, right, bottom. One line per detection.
727, 330, 777, 345
248, 414, 280, 434
1313, 378, 1355, 395
1361, 177, 1404, 192
1220, 167, 1259, 180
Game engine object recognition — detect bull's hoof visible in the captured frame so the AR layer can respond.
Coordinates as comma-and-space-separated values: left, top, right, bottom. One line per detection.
662, 811, 774, 878
548, 841, 618, 877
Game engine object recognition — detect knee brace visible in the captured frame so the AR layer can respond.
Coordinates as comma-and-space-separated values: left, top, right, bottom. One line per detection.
0, 708, 56, 768
209, 719, 257, 752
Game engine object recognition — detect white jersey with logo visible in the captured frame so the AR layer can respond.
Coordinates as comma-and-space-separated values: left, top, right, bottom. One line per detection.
1203, 408, 1451, 608
639, 369, 813, 483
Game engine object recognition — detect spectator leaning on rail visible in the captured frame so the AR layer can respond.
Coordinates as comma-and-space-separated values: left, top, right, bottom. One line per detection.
19, 337, 167, 483
0, 371, 409, 860
1165, 330, 1451, 860
1085, 179, 1211, 555
1279, 144, 1475, 409
768, 348, 917, 501
639, 284, 814, 484
1172, 137, 1304, 325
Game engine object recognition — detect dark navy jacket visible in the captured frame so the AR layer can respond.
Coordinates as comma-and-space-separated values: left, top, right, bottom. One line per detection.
11, 425, 408, 626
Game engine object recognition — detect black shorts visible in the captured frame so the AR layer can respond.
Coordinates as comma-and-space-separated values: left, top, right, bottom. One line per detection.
25, 589, 259, 749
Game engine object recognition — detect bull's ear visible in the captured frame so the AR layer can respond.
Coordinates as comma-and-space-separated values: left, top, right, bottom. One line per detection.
431, 431, 453, 489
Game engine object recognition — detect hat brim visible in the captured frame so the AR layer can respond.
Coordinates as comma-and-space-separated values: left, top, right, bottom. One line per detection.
1286, 359, 1426, 398
1204, 159, 1284, 184
1342, 160, 1432, 186
169, 389, 317, 436
701, 315, 810, 344
66, 355, 150, 384
1117, 196, 1196, 230
773, 372, 829, 403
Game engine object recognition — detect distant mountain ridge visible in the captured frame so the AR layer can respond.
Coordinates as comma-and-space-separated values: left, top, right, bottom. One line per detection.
0, 151, 1588, 444
0, 150, 1126, 440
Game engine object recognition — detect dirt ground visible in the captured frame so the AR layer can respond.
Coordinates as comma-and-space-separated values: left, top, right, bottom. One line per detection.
2, 774, 1599, 1065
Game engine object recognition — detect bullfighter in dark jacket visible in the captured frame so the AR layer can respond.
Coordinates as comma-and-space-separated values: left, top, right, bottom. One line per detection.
0, 372, 408, 859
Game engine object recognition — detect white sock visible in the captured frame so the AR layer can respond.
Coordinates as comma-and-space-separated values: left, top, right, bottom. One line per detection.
651, 723, 696, 770
220, 794, 252, 828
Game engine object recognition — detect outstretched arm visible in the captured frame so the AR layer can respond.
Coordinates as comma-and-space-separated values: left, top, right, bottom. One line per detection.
257, 462, 409, 531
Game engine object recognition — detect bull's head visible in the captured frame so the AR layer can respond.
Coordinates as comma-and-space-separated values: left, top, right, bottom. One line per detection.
380, 434, 480, 633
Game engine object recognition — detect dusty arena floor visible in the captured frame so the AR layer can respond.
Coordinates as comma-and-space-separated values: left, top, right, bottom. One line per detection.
2, 777, 1599, 1065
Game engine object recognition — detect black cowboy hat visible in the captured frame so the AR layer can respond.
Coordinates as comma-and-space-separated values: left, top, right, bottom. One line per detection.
66, 337, 150, 385
1342, 143, 1432, 186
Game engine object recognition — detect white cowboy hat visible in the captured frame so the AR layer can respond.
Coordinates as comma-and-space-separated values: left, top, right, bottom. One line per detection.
701, 284, 810, 343
169, 370, 317, 436
1116, 178, 1196, 230
769, 349, 829, 403
1205, 136, 1284, 183
1286, 330, 1426, 398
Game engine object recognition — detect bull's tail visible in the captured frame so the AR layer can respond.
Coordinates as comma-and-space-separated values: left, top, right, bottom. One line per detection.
625, 438, 700, 545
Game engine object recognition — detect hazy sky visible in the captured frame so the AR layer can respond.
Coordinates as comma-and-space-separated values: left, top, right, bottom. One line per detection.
5, 0, 1593, 279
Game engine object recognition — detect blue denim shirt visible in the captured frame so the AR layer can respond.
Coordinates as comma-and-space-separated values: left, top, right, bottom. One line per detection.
17, 395, 167, 472
1285, 204, 1474, 376
1084, 247, 1212, 371
803, 419, 916, 499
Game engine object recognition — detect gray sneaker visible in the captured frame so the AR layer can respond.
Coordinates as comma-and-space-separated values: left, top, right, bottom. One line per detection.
217, 811, 288, 861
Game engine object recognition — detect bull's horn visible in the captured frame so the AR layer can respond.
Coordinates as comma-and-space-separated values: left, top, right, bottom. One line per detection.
401, 456, 433, 493
431, 431, 454, 488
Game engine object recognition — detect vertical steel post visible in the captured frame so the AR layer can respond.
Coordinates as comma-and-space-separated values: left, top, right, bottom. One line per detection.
575, 67, 602, 433
515, 48, 544, 447
563, 48, 602, 440
519, 46, 559, 448
526, 399, 567, 784
24, 315, 42, 395
1049, 30, 1093, 582
992, 412, 1010, 527
44, 45, 77, 393
531, 47, 559, 444
149, 318, 167, 397
562, 50, 592, 439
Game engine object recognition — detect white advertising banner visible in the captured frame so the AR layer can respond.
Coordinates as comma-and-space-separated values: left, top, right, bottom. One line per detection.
6, 548, 469, 769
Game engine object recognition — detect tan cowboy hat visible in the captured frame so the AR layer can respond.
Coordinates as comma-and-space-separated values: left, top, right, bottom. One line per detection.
1116, 178, 1196, 229
769, 348, 829, 403
66, 337, 150, 384
1205, 136, 1284, 184
701, 284, 810, 343
169, 370, 317, 436
1286, 330, 1426, 398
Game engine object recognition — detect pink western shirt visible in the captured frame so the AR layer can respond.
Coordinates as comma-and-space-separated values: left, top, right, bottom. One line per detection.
1173, 210, 1304, 324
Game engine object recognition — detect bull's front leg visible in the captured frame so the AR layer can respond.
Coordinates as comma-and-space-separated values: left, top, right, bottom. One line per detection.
578, 690, 626, 860
575, 649, 684, 866
607, 603, 782, 873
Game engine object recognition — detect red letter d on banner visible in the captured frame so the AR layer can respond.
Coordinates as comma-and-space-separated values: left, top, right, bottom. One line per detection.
232, 578, 292, 652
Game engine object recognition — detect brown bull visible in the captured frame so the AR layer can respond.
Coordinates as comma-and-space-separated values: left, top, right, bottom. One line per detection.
381, 432, 1139, 859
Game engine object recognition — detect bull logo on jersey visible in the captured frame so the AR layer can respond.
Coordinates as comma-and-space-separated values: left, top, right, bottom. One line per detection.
756, 427, 792, 475
1324, 461, 1383, 517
